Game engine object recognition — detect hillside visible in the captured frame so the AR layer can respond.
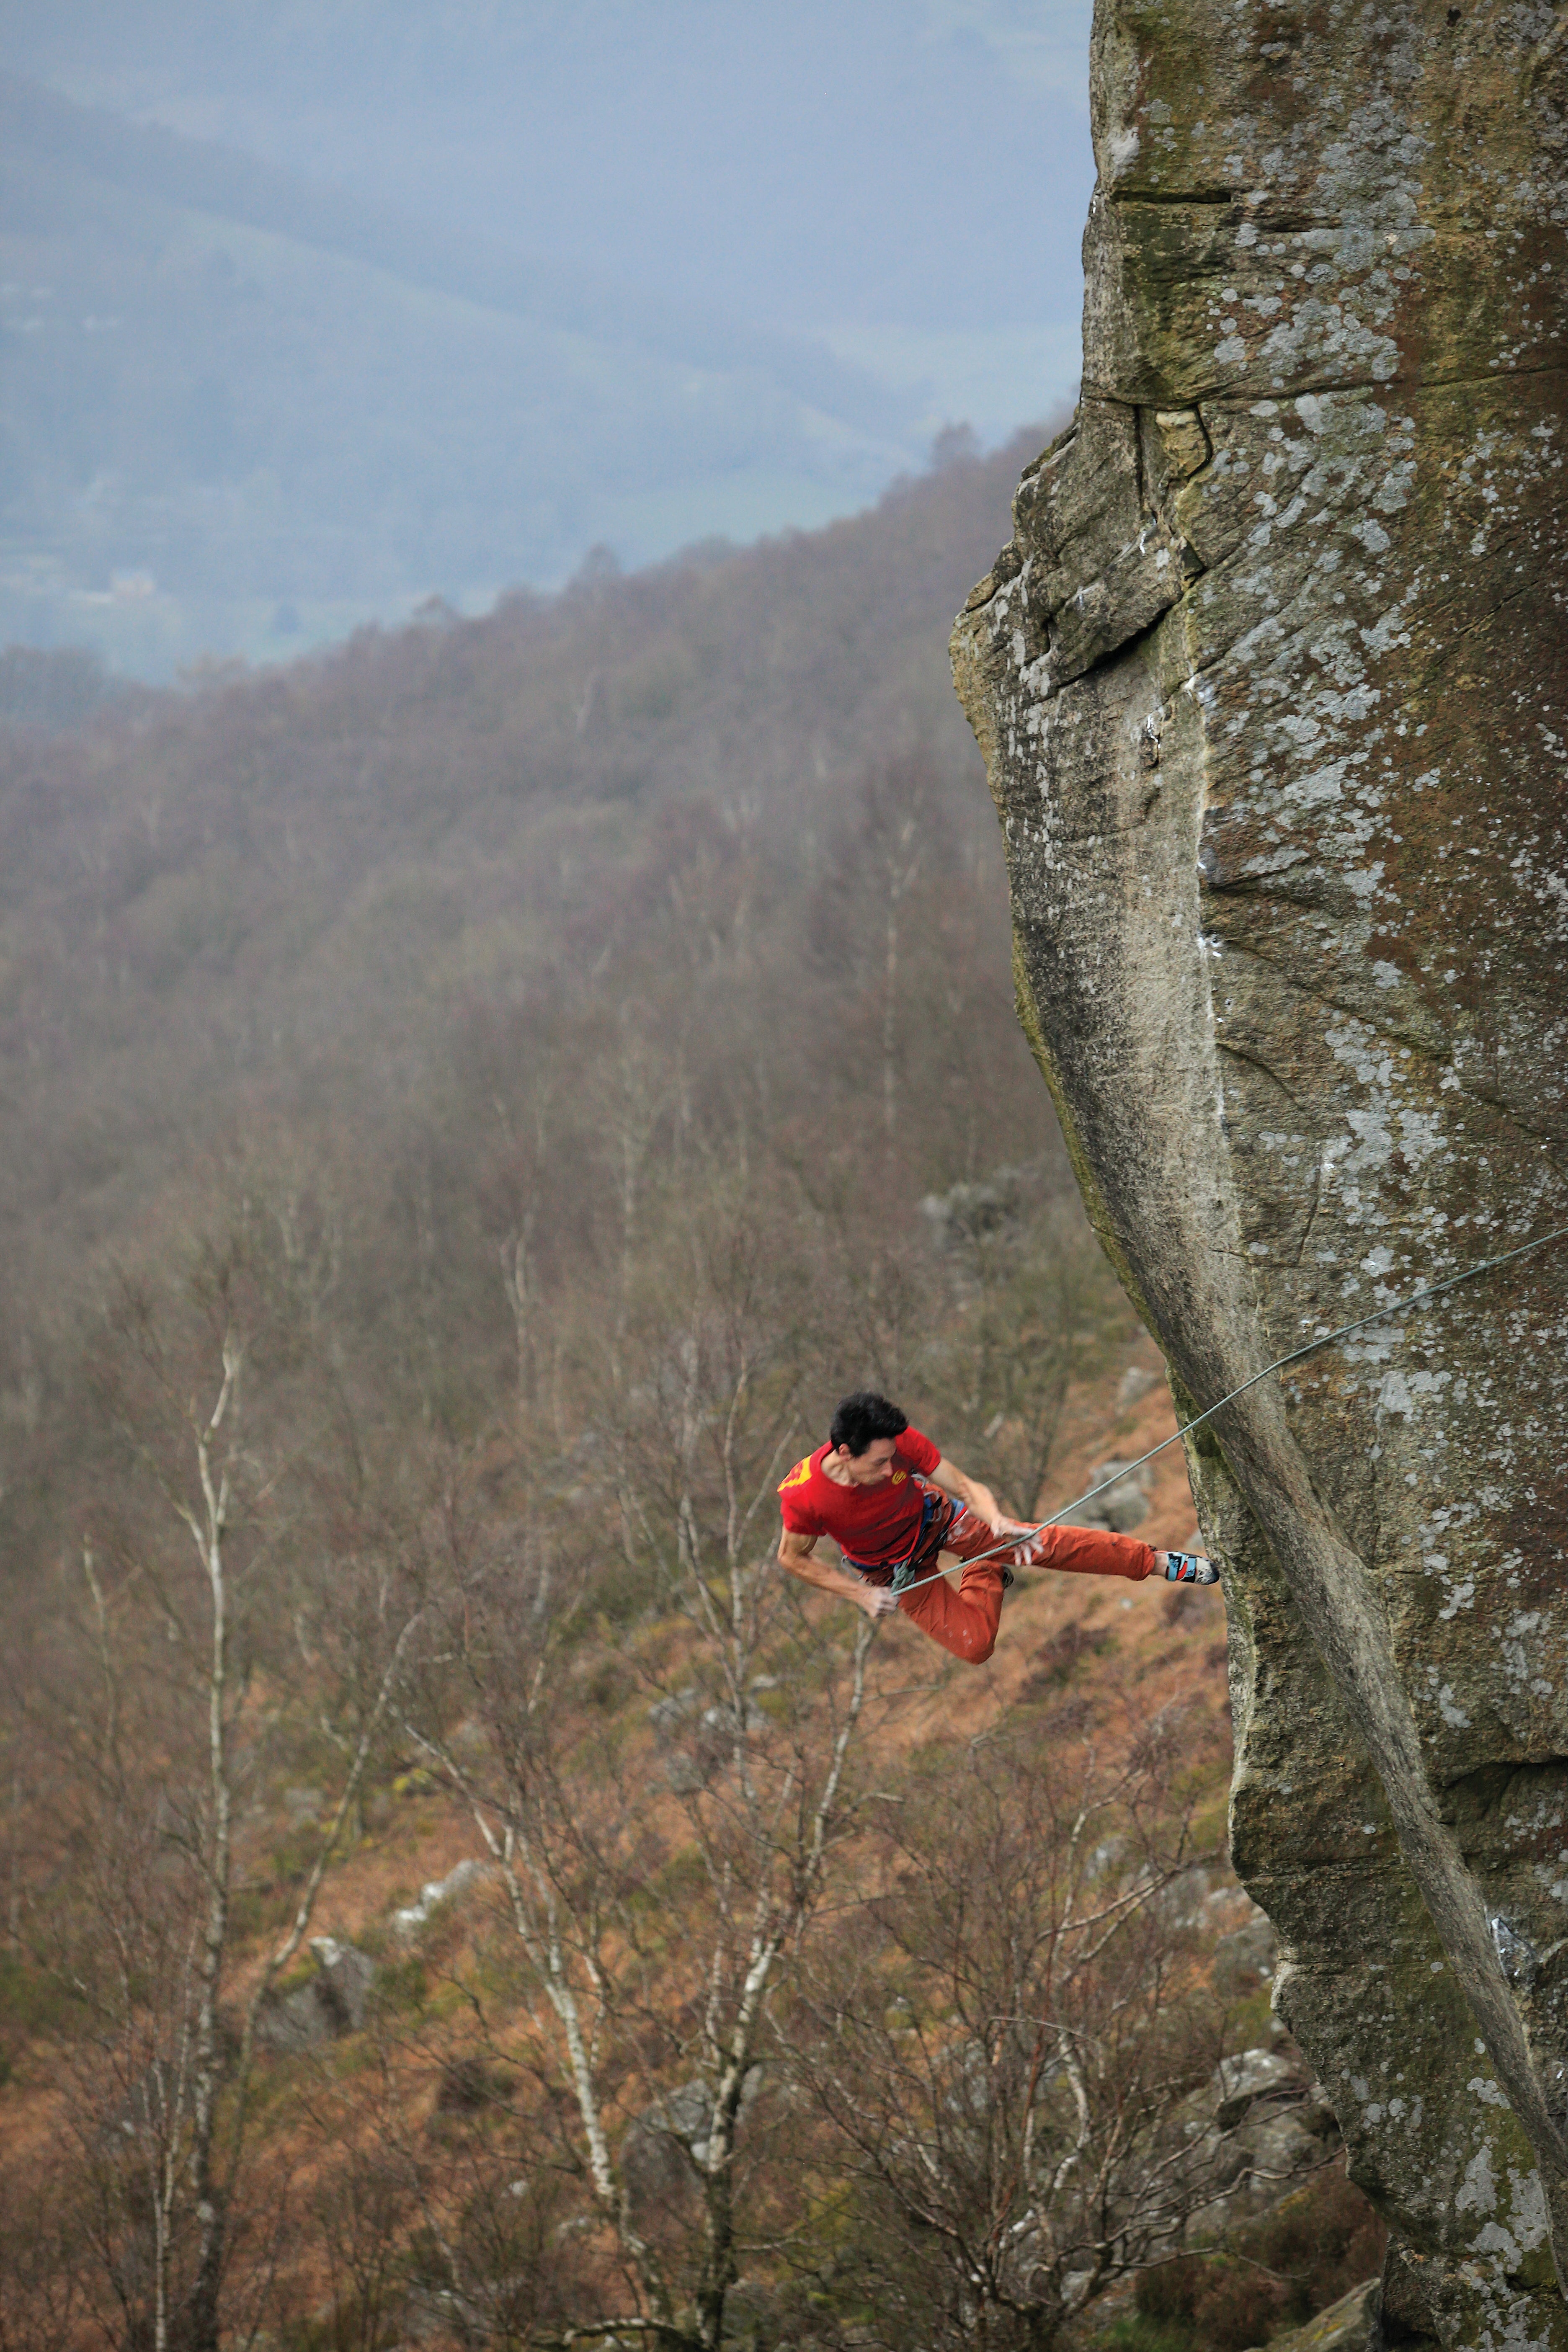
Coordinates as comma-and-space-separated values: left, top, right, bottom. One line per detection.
0, 442, 1386, 2350
1, 428, 1080, 1579
0, 71, 921, 677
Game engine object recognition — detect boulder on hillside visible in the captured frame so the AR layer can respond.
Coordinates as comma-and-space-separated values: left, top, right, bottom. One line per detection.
1213, 1912, 1279, 1996
1241, 2278, 1379, 2352
621, 2071, 762, 2214
622, 2079, 715, 2209
257, 1936, 376, 2054
1064, 1458, 1152, 1534
390, 1856, 498, 1939
1185, 2046, 1341, 2243
1214, 2045, 1300, 2131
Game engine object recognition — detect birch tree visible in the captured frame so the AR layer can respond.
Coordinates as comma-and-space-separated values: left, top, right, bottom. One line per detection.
404, 1178, 883, 2349
44, 1249, 426, 2352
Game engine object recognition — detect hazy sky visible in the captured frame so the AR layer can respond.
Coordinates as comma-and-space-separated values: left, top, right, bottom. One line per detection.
3, 0, 1097, 435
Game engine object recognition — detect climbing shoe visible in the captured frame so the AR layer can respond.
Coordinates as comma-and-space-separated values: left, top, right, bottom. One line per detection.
1163, 1552, 1218, 1585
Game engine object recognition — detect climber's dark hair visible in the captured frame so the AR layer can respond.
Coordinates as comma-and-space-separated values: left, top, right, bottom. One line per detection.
829, 1391, 908, 1458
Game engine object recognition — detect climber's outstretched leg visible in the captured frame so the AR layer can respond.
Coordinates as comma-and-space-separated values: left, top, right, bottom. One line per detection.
898, 1517, 1219, 1664
968, 1513, 1158, 1586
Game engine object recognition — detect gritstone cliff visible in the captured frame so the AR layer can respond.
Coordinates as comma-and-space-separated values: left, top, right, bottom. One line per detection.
951, 5, 1568, 2346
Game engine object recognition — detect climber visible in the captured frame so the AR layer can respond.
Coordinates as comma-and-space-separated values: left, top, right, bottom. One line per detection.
776, 1390, 1215, 1666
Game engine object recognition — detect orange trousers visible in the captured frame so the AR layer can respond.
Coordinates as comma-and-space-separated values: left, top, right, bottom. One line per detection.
884, 1506, 1156, 1666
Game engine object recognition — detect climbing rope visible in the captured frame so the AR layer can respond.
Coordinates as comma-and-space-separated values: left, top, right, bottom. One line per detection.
889, 1220, 1568, 1603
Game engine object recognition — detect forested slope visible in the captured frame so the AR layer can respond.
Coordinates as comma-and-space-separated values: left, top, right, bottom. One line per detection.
0, 441, 1377, 2350
0, 429, 1058, 1435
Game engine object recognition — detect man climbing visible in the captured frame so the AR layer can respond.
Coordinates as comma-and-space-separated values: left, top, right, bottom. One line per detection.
776, 1390, 1216, 1666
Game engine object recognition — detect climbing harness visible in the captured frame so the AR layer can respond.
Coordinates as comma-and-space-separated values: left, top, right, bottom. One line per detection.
843, 1486, 952, 1595
886, 1219, 1568, 1605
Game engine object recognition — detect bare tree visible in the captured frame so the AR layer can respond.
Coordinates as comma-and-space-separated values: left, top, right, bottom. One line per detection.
288, 2021, 615, 2351
0, 2154, 89, 2352
787, 1694, 1238, 2351
867, 776, 923, 1142
491, 1076, 557, 1424
915, 1193, 1134, 1522
32, 1246, 426, 2352
402, 1175, 885, 2350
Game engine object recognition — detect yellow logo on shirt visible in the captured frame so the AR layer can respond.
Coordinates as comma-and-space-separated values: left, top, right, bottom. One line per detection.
779, 1457, 813, 1493
891, 1470, 907, 1485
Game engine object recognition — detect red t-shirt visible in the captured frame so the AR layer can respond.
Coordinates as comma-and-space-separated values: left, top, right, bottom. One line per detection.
777, 1427, 942, 1566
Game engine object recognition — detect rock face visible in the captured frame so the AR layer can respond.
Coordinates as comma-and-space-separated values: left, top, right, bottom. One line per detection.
951, 6, 1568, 2346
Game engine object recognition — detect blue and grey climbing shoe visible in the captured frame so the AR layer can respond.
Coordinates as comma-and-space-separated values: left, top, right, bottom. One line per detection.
1163, 1552, 1218, 1585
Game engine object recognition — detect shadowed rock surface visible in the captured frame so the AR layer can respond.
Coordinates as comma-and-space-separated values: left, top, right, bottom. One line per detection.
1246, 2277, 1380, 2352
952, 5, 1568, 2345
256, 1937, 376, 2053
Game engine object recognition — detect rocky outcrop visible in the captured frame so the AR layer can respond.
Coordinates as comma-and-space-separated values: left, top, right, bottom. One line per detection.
257, 1937, 376, 2053
1065, 1455, 1154, 1532
390, 1856, 499, 1939
952, 5, 1568, 2346
1247, 2278, 1380, 2352
1191, 2041, 1344, 2242
621, 2071, 762, 2218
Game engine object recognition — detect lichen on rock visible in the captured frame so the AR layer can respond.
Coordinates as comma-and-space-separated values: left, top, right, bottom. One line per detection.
952, 4, 1568, 2344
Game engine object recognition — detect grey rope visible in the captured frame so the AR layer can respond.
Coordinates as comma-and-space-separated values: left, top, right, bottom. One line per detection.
888, 1220, 1568, 1603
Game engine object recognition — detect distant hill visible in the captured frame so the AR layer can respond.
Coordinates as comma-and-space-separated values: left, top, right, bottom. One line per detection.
0, 72, 926, 679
